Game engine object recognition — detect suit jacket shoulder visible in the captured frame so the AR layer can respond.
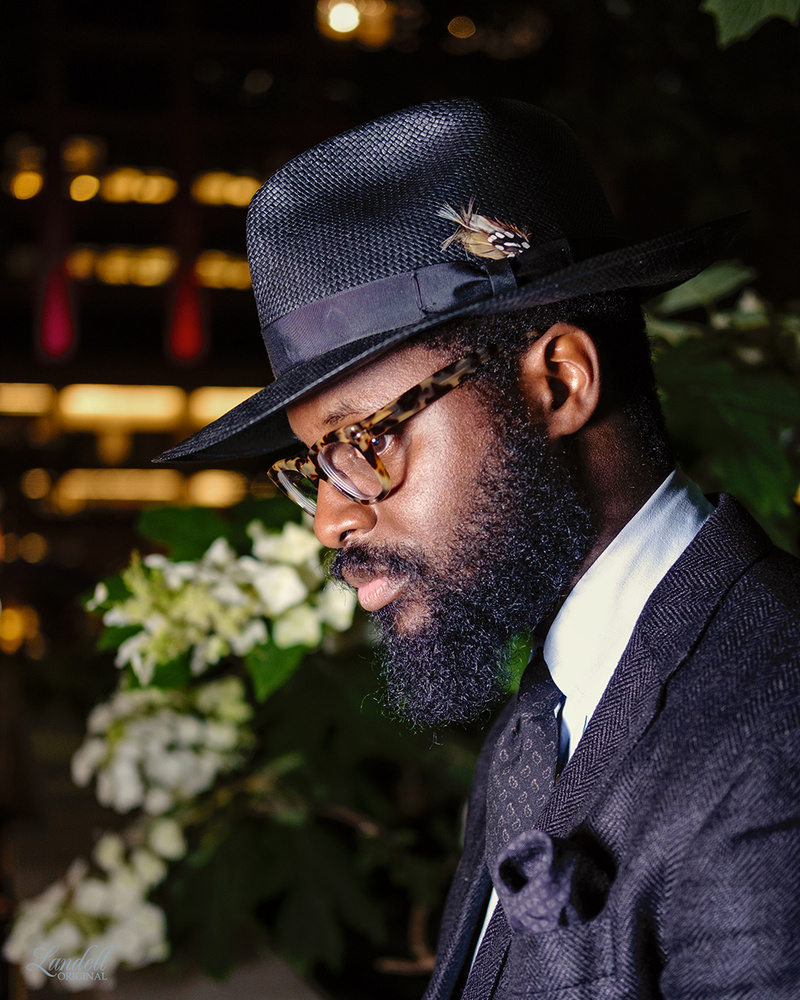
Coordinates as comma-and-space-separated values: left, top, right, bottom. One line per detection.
426, 495, 800, 1000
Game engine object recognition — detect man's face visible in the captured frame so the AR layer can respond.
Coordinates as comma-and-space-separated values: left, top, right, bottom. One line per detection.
287, 342, 595, 728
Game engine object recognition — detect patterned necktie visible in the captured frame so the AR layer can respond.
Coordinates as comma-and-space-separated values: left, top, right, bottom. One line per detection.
485, 648, 563, 868
460, 651, 563, 1000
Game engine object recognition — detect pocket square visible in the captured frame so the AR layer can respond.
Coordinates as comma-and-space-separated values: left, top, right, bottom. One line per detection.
493, 829, 614, 935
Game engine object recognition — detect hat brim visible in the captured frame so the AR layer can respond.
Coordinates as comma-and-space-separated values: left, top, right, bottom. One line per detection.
155, 212, 747, 464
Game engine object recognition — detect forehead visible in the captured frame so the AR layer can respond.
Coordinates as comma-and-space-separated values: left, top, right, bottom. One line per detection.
286, 342, 453, 445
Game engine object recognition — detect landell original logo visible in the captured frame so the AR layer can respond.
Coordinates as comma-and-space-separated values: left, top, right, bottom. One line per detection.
26, 944, 116, 982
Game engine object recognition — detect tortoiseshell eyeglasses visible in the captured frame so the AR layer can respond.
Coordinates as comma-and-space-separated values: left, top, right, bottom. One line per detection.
269, 341, 504, 515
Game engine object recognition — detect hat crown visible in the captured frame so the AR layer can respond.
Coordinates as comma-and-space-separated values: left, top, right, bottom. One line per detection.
246, 98, 619, 336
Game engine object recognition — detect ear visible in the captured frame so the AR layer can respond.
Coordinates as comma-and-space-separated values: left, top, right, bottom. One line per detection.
518, 323, 601, 438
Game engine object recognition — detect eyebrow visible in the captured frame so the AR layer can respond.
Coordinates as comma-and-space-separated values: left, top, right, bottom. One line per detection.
321, 398, 377, 428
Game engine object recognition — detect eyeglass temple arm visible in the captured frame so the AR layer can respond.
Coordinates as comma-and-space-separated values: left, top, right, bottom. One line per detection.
361, 344, 501, 438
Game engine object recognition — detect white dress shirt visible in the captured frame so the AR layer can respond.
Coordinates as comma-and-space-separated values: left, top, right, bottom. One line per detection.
471, 468, 713, 960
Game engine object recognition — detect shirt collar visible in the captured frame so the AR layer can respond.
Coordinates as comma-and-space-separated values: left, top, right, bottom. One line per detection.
543, 468, 713, 740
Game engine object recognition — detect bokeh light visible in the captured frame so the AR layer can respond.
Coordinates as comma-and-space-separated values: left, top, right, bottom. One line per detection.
9, 170, 44, 200
448, 16, 476, 38
69, 174, 100, 201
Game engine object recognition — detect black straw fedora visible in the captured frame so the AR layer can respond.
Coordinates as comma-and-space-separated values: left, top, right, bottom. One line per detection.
156, 97, 744, 464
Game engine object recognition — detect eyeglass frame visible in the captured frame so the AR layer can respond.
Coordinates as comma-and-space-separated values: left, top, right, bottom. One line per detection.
268, 339, 507, 514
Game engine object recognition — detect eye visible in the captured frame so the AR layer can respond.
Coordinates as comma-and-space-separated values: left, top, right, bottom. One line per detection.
371, 434, 391, 454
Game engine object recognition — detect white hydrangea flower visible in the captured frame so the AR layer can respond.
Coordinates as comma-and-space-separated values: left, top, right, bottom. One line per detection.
71, 738, 107, 787
316, 583, 358, 631
241, 561, 308, 615
85, 581, 108, 611
130, 848, 168, 888
738, 288, 766, 314
4, 828, 173, 993
113, 902, 168, 966
91, 516, 353, 690
93, 833, 125, 873
142, 787, 172, 815
73, 877, 109, 916
247, 519, 322, 566
273, 604, 323, 649
71, 678, 253, 816
204, 720, 239, 751
148, 818, 186, 861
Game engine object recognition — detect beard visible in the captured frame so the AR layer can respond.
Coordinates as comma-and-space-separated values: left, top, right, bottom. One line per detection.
328, 392, 596, 730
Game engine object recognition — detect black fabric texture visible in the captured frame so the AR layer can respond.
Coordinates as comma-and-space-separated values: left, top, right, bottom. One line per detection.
424, 495, 800, 999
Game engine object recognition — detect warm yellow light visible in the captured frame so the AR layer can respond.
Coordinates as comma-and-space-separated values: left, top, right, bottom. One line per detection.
58, 384, 186, 431
225, 176, 260, 207
191, 172, 260, 207
96, 431, 133, 466
329, 1, 361, 32
194, 250, 251, 289
70, 174, 100, 201
51, 469, 186, 513
187, 470, 248, 507
10, 170, 44, 200
129, 247, 178, 286
20, 533, 48, 563
188, 386, 262, 426
191, 172, 228, 206
100, 167, 142, 203
135, 174, 177, 204
0, 604, 37, 652
0, 607, 26, 650
0, 383, 57, 415
194, 250, 227, 287
73, 246, 178, 286
20, 468, 53, 500
448, 15, 476, 37
65, 247, 97, 280
95, 247, 131, 284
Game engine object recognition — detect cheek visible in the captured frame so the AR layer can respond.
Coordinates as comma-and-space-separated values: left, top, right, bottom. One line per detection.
378, 396, 495, 549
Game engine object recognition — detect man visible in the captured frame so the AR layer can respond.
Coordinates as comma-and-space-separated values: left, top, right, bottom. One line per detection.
158, 99, 800, 997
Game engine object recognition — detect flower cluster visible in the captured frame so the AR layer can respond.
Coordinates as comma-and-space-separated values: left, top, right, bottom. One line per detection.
5, 512, 360, 991
88, 519, 356, 684
2, 821, 185, 991
70, 677, 254, 814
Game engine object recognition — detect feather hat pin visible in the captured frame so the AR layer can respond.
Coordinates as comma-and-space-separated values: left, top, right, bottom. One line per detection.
438, 198, 532, 260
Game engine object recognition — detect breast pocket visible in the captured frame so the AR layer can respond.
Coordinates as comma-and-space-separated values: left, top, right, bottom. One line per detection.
497, 912, 617, 998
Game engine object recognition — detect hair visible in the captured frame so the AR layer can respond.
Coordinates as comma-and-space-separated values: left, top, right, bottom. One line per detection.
412, 290, 673, 469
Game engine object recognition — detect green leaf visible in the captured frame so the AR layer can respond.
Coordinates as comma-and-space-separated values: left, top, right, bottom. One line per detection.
701, 0, 800, 46
100, 572, 131, 604
124, 653, 192, 690
645, 313, 703, 346
149, 655, 193, 689
96, 624, 138, 652
504, 631, 532, 693
137, 505, 230, 560
245, 641, 307, 702
651, 261, 756, 316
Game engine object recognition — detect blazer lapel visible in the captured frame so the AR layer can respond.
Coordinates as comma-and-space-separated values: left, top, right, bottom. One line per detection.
540, 494, 771, 837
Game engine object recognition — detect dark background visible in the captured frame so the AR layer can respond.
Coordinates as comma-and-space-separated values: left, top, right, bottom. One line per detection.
1, 1, 799, 996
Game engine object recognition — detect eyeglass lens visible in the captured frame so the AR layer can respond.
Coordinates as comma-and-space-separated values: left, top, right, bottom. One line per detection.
276, 468, 319, 515
317, 442, 384, 501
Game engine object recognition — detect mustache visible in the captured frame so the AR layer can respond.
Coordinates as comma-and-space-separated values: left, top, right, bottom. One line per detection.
327, 542, 427, 587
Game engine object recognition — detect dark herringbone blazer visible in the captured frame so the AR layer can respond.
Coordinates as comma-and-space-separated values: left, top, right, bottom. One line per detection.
424, 495, 800, 1000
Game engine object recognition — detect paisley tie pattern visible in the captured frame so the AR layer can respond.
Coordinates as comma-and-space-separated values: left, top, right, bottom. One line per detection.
461, 651, 563, 1000
485, 649, 563, 870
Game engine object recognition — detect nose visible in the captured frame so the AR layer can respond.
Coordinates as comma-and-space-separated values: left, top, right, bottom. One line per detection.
313, 479, 377, 548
